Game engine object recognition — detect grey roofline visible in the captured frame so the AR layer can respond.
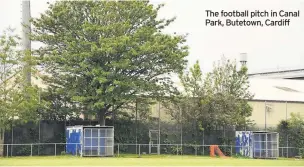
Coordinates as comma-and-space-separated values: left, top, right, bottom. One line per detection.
250, 99, 304, 104
249, 68, 304, 76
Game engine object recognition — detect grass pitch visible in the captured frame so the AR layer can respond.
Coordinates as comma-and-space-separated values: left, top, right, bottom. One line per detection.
0, 155, 303, 166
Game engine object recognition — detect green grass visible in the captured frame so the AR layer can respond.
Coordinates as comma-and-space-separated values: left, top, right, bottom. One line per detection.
0, 155, 303, 166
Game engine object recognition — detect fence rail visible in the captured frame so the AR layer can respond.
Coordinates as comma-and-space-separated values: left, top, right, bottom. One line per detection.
0, 143, 303, 158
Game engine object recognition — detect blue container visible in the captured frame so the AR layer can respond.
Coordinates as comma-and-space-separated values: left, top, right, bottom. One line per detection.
66, 126, 83, 155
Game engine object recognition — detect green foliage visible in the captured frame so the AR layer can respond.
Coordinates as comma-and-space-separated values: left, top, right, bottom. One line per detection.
179, 60, 205, 121
277, 113, 304, 149
118, 98, 154, 122
170, 145, 182, 155
32, 1, 188, 125
203, 57, 253, 128
165, 57, 253, 132
39, 87, 81, 121
0, 28, 41, 129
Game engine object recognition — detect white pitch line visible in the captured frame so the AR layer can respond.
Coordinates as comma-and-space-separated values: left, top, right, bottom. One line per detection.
2, 166, 304, 167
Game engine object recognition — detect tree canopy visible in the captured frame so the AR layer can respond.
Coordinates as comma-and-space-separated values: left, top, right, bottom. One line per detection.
278, 113, 304, 150
0, 28, 40, 128
32, 1, 188, 125
203, 57, 253, 128
166, 57, 253, 131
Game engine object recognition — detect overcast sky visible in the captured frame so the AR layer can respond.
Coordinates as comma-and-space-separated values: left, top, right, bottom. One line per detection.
0, 0, 303, 74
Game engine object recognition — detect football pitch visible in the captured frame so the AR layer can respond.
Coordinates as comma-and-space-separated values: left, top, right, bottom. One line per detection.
0, 155, 304, 166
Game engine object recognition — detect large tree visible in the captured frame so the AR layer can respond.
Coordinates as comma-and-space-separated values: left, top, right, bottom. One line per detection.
32, 1, 188, 125
0, 28, 21, 128
203, 57, 253, 128
0, 28, 41, 128
0, 28, 41, 156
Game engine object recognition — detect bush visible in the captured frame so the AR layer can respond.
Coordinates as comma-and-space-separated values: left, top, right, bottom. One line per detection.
277, 113, 304, 150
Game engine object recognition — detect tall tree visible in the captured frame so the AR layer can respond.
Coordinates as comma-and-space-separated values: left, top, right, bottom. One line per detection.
0, 28, 20, 128
32, 1, 188, 125
203, 57, 253, 128
0, 28, 41, 142
0, 28, 38, 127
174, 60, 204, 121
166, 57, 253, 131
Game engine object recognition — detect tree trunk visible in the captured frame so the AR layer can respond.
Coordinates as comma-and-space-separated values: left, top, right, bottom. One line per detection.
98, 109, 106, 126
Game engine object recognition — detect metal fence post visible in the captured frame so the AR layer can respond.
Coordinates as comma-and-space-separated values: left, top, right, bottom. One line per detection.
230, 145, 232, 156
138, 144, 141, 157
117, 144, 120, 157
287, 136, 289, 158
55, 143, 57, 156
117, 143, 119, 157
30, 144, 33, 156
76, 144, 78, 156
6, 144, 8, 157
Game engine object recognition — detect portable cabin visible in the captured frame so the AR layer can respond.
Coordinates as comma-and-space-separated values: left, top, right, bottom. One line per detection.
66, 126, 114, 157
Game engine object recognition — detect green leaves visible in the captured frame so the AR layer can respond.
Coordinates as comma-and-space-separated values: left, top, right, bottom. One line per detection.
166, 56, 253, 131
0, 28, 41, 128
278, 113, 304, 149
203, 57, 253, 127
32, 1, 188, 124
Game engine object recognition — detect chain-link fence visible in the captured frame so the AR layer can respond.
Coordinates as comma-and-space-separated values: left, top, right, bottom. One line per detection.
0, 143, 303, 158
1, 99, 303, 158
1, 120, 302, 158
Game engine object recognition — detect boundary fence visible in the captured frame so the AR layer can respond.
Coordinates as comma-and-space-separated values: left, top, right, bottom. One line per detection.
0, 143, 302, 158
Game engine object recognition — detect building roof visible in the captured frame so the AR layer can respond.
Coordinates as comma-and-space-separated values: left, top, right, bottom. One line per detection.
249, 68, 304, 79
174, 78, 304, 103
249, 78, 304, 102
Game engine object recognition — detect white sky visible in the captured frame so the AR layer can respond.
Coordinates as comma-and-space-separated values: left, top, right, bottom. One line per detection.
0, 0, 304, 74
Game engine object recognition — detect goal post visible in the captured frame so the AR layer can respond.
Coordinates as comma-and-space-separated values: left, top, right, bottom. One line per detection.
149, 130, 160, 154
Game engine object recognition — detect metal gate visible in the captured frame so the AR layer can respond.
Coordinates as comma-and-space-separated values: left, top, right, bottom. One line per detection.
149, 130, 160, 154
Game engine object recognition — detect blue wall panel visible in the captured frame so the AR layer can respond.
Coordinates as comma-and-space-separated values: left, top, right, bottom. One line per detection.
235, 131, 253, 158
66, 126, 82, 155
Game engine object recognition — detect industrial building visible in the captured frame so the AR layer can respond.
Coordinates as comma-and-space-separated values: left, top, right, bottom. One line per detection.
149, 54, 304, 129
247, 60, 304, 128
147, 77, 304, 129
239, 54, 304, 128
248, 78, 304, 128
